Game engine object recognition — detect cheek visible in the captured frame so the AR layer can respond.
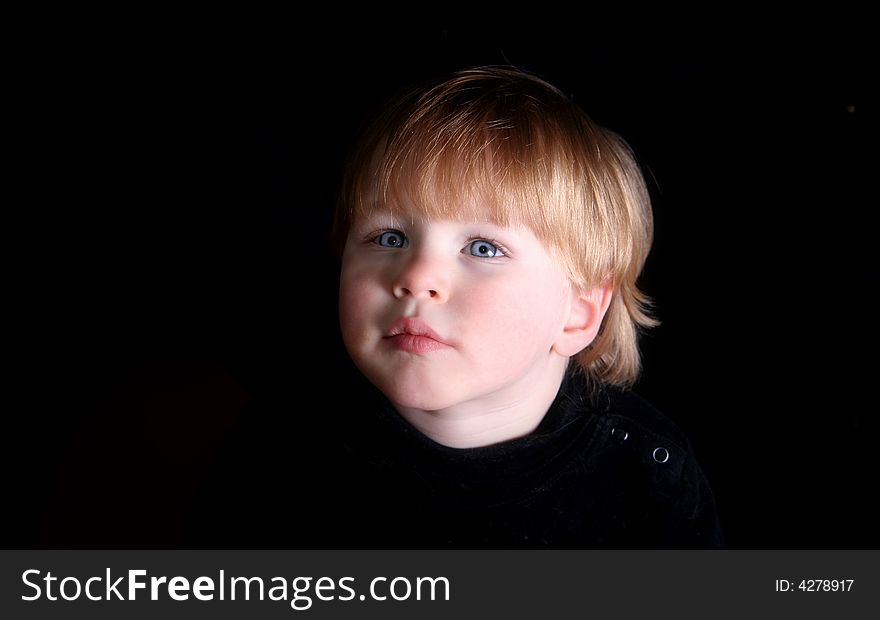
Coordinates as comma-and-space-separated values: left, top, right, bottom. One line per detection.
338, 260, 378, 342
338, 284, 359, 342
462, 276, 565, 356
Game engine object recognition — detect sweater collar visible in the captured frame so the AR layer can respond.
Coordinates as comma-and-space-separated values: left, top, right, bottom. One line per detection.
359, 370, 602, 500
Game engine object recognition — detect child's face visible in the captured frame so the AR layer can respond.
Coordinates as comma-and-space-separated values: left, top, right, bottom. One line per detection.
339, 210, 575, 413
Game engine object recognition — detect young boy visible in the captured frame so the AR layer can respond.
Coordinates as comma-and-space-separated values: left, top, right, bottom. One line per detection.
328, 66, 724, 548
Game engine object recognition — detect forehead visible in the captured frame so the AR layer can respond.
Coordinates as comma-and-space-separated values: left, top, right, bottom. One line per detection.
352, 197, 510, 228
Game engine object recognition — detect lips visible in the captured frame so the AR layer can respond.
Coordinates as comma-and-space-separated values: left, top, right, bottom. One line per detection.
384, 318, 451, 354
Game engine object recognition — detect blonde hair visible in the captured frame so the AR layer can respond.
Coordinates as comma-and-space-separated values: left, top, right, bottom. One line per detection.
334, 66, 658, 386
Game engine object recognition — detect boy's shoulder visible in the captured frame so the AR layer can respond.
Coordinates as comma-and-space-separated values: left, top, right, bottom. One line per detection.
560, 381, 724, 548
559, 371, 691, 454
566, 380, 703, 493
593, 386, 691, 452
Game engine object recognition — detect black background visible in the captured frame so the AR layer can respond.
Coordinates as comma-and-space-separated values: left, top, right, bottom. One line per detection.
8, 22, 876, 549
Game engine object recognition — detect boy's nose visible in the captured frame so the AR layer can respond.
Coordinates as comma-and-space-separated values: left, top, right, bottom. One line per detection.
392, 255, 449, 303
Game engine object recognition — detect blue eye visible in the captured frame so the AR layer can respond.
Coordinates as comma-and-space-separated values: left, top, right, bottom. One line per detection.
465, 239, 504, 258
375, 230, 407, 248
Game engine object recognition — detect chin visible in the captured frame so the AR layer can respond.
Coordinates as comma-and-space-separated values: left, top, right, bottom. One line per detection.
375, 375, 460, 412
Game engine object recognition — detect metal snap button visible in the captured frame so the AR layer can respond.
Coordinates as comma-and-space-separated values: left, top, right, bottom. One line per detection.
611, 427, 628, 442
653, 447, 670, 463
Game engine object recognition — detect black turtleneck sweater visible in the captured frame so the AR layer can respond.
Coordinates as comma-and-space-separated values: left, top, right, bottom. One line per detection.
189, 371, 724, 549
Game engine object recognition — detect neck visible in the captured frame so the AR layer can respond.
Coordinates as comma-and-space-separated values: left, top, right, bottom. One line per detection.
393, 357, 569, 449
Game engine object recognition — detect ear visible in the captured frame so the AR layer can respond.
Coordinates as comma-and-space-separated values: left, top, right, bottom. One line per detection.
552, 282, 613, 357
